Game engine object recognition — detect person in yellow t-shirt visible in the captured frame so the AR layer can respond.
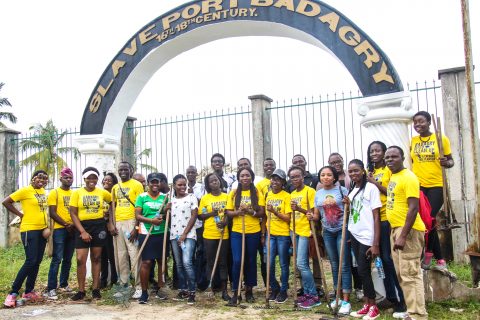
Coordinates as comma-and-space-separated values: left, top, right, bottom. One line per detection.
225, 167, 265, 305
288, 166, 320, 309
366, 141, 406, 311
411, 111, 454, 271
264, 169, 291, 303
198, 173, 230, 301
385, 146, 427, 319
109, 161, 145, 299
45, 167, 75, 299
70, 167, 112, 301
2, 170, 49, 306
256, 158, 276, 195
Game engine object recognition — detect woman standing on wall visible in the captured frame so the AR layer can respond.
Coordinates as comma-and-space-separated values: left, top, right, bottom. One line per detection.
411, 111, 454, 270
198, 173, 230, 301
2, 170, 49, 307
366, 141, 406, 313
226, 167, 265, 304
69, 167, 112, 301
100, 172, 119, 289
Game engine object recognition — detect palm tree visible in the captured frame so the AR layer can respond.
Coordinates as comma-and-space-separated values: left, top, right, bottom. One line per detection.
18, 119, 79, 186
0, 82, 17, 128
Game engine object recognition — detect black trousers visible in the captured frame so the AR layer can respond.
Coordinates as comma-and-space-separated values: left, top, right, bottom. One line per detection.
204, 238, 229, 283
350, 234, 375, 300
421, 186, 443, 260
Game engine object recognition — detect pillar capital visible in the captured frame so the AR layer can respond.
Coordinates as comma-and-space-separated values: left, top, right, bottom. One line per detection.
74, 134, 120, 175
358, 91, 413, 127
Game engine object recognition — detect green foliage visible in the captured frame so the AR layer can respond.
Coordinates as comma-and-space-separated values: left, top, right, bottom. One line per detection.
18, 119, 79, 184
0, 82, 17, 128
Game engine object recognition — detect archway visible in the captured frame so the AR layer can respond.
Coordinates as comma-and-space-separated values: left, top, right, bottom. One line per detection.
77, 0, 413, 172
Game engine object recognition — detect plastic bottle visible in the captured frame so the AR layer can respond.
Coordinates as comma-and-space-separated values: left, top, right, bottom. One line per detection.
263, 245, 267, 263
176, 235, 187, 250
375, 257, 385, 279
153, 213, 161, 231
124, 230, 131, 240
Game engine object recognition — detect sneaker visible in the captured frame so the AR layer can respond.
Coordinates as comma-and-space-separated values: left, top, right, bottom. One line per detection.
355, 289, 364, 301
393, 311, 410, 319
338, 301, 352, 315
132, 288, 142, 299
275, 290, 288, 304
268, 289, 279, 301
173, 290, 189, 301
139, 291, 149, 304
299, 295, 321, 309
71, 291, 86, 301
22, 291, 42, 302
350, 304, 371, 318
221, 290, 231, 301
363, 305, 380, 320
155, 288, 168, 300
59, 285, 73, 293
432, 259, 448, 271
92, 289, 101, 300
43, 289, 58, 300
187, 292, 195, 305
330, 299, 344, 308
3, 293, 17, 308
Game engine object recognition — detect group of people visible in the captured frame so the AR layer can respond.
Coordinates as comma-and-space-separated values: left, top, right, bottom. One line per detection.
2, 111, 453, 320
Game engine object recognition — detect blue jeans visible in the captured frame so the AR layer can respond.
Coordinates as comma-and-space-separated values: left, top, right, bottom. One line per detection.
323, 229, 352, 293
231, 231, 260, 291
12, 230, 47, 294
380, 221, 405, 303
47, 228, 75, 290
293, 233, 316, 296
269, 235, 290, 292
171, 238, 196, 292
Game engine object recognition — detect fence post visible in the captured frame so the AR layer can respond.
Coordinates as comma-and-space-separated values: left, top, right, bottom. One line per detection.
120, 116, 137, 166
439, 67, 479, 262
0, 128, 20, 248
249, 95, 273, 176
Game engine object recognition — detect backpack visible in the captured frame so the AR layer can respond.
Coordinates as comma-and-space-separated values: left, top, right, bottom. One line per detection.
419, 190, 433, 233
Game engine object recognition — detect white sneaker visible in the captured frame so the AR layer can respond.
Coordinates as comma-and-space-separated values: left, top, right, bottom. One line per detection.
338, 301, 352, 315
393, 311, 411, 319
43, 289, 58, 300
132, 289, 142, 299
330, 299, 344, 308
59, 285, 73, 293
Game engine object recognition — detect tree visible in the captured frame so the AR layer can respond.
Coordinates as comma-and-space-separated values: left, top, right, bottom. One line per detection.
0, 82, 17, 128
19, 119, 79, 185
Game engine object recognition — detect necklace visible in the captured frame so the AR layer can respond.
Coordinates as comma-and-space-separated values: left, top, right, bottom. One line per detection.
419, 134, 431, 142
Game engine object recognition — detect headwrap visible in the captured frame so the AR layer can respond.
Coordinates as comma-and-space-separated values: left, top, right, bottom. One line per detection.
60, 167, 73, 177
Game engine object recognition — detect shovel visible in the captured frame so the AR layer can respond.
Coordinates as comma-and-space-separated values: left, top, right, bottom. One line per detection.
205, 222, 226, 299
432, 115, 462, 231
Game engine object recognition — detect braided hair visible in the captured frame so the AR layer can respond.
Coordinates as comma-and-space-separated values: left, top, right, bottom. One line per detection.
348, 159, 368, 202
172, 174, 187, 197
234, 167, 260, 212
366, 141, 387, 173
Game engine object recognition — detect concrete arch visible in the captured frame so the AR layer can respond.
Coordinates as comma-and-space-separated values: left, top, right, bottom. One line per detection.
80, 0, 404, 138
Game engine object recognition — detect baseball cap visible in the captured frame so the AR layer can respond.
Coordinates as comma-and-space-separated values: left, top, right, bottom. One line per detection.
147, 172, 167, 182
271, 168, 287, 180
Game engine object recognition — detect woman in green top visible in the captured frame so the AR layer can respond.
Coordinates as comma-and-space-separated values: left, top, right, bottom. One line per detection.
134, 173, 169, 304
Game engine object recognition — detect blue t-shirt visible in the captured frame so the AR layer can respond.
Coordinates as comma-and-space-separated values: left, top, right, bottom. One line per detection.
315, 186, 348, 232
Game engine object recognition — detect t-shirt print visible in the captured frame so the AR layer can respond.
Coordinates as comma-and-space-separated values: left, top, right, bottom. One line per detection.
169, 194, 198, 240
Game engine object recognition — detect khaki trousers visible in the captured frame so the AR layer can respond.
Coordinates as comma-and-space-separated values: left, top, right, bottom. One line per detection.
391, 227, 427, 317
114, 219, 140, 288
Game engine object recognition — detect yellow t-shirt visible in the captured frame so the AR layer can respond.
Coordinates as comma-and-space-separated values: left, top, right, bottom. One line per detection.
386, 169, 425, 232
226, 188, 265, 234
199, 193, 229, 240
70, 188, 112, 221
10, 185, 48, 232
112, 179, 144, 221
372, 166, 392, 222
289, 186, 316, 237
265, 190, 292, 236
411, 134, 452, 188
256, 177, 271, 196
47, 187, 73, 229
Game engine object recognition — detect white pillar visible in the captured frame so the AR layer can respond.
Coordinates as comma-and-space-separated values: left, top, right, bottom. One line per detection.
357, 91, 414, 167
73, 134, 120, 277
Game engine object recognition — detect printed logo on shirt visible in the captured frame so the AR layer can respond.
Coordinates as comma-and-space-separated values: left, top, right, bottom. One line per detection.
63, 196, 70, 208
211, 200, 227, 212
83, 195, 101, 213
374, 172, 383, 182
350, 197, 363, 224
267, 198, 283, 221
413, 141, 436, 162
291, 196, 303, 220
116, 188, 132, 207
386, 181, 397, 210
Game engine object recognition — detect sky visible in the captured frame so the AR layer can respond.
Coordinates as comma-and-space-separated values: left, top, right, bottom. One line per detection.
0, 0, 478, 133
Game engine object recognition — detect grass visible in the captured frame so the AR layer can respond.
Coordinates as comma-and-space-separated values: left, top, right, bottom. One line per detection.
448, 261, 474, 286
1, 244, 479, 319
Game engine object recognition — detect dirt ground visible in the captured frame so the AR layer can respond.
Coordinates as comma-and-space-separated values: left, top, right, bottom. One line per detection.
0, 292, 333, 320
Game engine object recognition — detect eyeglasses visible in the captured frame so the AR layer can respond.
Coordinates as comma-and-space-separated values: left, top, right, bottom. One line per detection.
329, 161, 343, 166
